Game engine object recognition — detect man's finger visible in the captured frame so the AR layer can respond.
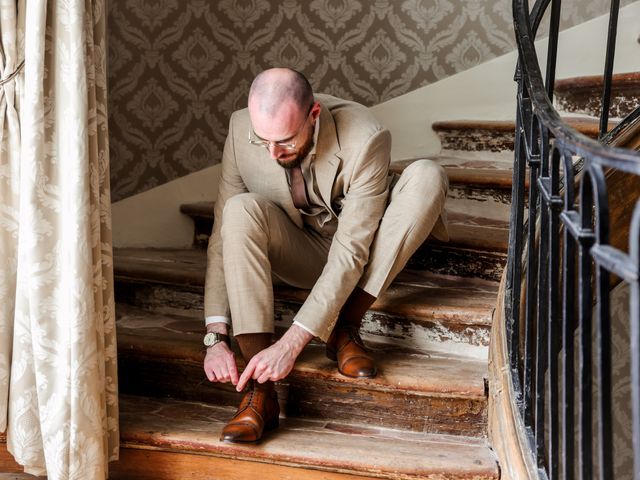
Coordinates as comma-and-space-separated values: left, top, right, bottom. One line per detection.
237, 360, 256, 391
212, 365, 226, 383
256, 370, 271, 384
226, 355, 239, 385
205, 368, 216, 382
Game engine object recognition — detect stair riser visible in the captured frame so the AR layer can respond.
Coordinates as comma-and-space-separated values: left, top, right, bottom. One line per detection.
117, 354, 487, 437
406, 244, 505, 282
447, 185, 511, 219
436, 129, 514, 153
115, 280, 491, 354
556, 91, 639, 118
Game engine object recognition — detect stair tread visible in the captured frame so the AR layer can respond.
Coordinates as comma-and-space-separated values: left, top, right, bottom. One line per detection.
116, 303, 489, 399
114, 247, 500, 326
555, 71, 640, 92
391, 154, 516, 188
432, 116, 616, 138
119, 394, 498, 479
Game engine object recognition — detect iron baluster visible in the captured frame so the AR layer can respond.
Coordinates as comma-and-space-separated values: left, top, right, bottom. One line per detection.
547, 147, 563, 480
560, 151, 577, 480
524, 118, 541, 430
587, 164, 613, 480
599, 0, 621, 139
577, 172, 596, 480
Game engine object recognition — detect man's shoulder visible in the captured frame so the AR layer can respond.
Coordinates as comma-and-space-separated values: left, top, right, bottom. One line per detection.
316, 94, 386, 139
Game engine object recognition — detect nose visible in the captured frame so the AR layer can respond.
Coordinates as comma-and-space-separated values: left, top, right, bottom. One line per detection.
268, 143, 286, 160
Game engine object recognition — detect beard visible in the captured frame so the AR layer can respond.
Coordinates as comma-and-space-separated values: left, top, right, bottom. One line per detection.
276, 128, 315, 169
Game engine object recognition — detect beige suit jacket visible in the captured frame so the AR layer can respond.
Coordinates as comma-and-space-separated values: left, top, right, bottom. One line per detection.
204, 94, 393, 340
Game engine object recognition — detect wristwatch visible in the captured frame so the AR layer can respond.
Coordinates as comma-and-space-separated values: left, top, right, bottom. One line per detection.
203, 332, 230, 348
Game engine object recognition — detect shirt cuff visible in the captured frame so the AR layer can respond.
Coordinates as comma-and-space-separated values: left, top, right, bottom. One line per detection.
293, 320, 318, 337
205, 315, 231, 326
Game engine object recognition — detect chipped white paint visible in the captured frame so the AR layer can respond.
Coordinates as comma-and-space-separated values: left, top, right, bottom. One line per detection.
361, 314, 489, 361
274, 304, 490, 360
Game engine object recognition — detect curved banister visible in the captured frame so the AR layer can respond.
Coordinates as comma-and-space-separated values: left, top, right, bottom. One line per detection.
496, 0, 640, 478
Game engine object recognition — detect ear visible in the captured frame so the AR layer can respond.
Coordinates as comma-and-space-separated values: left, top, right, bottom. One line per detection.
310, 102, 321, 121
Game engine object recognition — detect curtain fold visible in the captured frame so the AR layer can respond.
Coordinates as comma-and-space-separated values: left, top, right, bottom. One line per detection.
0, 0, 119, 478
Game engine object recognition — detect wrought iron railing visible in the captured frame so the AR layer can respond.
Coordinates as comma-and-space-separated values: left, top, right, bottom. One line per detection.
507, 0, 640, 478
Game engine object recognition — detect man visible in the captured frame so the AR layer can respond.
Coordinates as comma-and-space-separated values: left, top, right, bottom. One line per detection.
202, 68, 448, 443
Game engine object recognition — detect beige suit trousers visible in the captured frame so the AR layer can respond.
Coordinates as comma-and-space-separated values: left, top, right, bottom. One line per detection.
221, 159, 448, 337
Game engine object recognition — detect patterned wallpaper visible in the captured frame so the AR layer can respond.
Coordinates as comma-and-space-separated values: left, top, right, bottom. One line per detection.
107, 0, 633, 200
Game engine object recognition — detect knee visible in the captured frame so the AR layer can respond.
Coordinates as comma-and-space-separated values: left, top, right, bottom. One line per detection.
221, 193, 269, 237
398, 160, 448, 205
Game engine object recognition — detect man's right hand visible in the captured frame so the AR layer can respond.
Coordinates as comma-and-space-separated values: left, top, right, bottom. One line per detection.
204, 342, 239, 385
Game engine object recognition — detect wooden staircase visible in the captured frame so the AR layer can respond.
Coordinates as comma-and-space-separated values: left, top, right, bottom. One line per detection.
109, 83, 639, 478
107, 119, 516, 478
4, 73, 636, 479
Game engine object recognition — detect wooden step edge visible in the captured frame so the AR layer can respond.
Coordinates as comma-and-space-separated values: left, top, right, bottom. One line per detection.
116, 324, 489, 401
432, 120, 515, 133
111, 447, 385, 480
180, 201, 216, 219
117, 395, 500, 480
554, 71, 640, 92
432, 117, 617, 139
390, 156, 523, 189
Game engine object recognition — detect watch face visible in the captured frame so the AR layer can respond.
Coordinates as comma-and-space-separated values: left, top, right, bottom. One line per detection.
203, 332, 217, 346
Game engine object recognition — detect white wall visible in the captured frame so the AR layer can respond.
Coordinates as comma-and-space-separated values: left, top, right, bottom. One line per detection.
112, 165, 221, 248
113, 1, 640, 248
372, 0, 640, 161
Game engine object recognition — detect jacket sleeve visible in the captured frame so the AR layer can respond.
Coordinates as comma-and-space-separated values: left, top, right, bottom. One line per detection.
204, 113, 248, 318
293, 128, 391, 341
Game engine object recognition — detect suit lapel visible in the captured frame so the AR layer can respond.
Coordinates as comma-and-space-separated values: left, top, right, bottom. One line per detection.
313, 103, 342, 213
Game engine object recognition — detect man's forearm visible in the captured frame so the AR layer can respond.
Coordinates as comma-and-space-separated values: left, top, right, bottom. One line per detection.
278, 323, 314, 356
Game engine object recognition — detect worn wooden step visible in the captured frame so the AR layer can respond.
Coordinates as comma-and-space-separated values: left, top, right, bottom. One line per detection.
116, 304, 489, 437
433, 117, 616, 153
390, 154, 518, 189
110, 395, 499, 479
114, 247, 499, 357
555, 71, 640, 118
2, 405, 498, 480
180, 201, 508, 280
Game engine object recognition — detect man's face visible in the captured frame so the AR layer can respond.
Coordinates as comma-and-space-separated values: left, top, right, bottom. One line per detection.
249, 101, 320, 169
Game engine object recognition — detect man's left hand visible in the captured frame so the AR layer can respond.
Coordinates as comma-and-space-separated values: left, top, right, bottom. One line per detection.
236, 324, 314, 391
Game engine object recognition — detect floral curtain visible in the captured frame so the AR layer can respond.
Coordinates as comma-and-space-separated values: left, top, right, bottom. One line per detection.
0, 0, 119, 478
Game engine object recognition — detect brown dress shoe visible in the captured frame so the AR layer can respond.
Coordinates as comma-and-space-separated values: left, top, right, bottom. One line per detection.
326, 326, 377, 378
220, 387, 280, 443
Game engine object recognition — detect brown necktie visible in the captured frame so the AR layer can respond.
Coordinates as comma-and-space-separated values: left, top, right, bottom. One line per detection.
286, 166, 310, 210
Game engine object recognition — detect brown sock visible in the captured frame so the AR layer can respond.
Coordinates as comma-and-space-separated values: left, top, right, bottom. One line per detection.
336, 287, 376, 330
235, 332, 274, 392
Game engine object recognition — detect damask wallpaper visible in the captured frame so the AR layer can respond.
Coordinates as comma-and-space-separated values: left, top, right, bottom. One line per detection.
107, 0, 633, 200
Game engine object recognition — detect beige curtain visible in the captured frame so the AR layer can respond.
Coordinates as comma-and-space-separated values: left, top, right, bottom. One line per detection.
0, 0, 119, 478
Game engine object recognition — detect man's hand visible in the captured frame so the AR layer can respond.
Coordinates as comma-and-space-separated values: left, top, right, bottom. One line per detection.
203, 322, 238, 385
236, 324, 313, 392
204, 341, 239, 385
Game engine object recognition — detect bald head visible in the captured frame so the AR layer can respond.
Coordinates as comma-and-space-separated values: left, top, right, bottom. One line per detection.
248, 68, 314, 117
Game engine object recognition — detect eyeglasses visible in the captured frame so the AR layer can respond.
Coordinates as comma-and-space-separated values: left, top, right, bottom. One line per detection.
248, 105, 313, 151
